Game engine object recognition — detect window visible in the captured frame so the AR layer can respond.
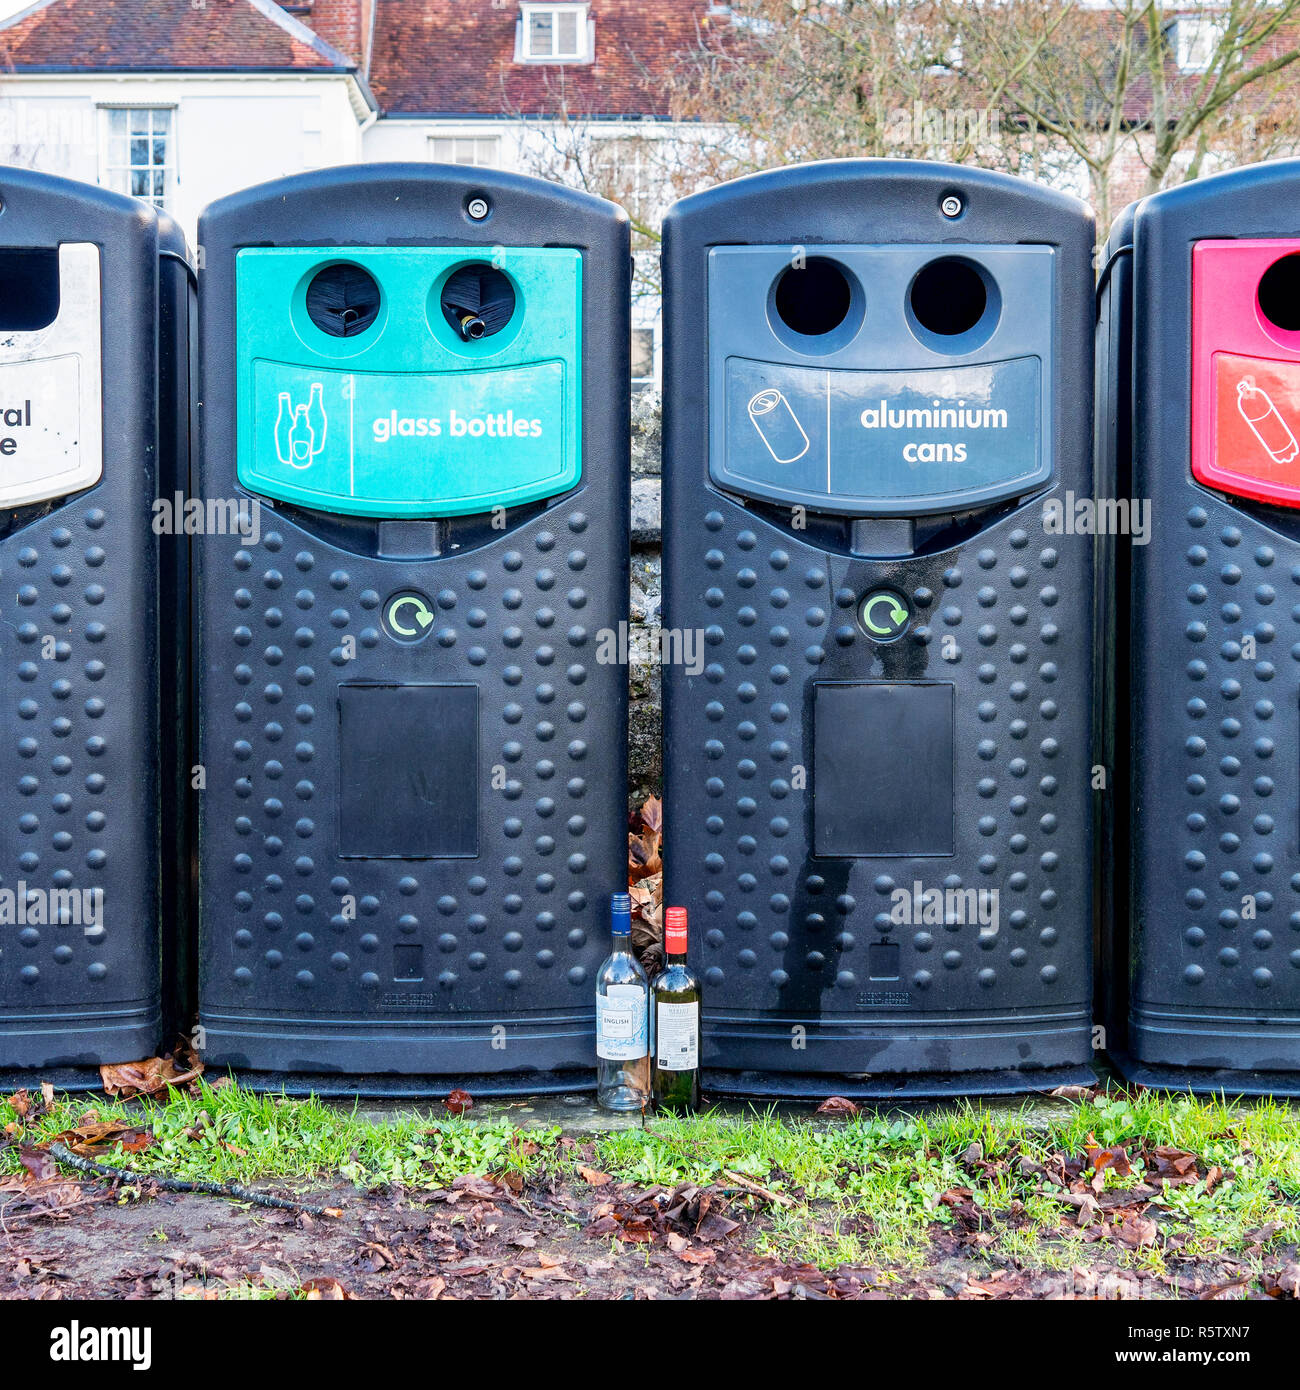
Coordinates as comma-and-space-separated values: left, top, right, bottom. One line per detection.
519, 3, 590, 62
591, 137, 656, 219
429, 136, 501, 168
103, 107, 174, 209
631, 327, 656, 387
1171, 16, 1225, 72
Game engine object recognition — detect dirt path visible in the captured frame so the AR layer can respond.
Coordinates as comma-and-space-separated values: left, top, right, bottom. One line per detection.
2, 1167, 1287, 1300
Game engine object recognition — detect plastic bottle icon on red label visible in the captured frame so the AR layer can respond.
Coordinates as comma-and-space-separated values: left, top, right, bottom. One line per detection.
1236, 375, 1299, 465
1202, 352, 1300, 501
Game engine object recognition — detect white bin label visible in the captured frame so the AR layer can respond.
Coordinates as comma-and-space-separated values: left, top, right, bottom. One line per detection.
0, 243, 102, 508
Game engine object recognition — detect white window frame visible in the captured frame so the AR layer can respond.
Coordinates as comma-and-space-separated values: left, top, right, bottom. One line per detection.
591, 134, 656, 213
631, 324, 658, 389
516, 3, 593, 64
99, 105, 177, 211
1170, 15, 1225, 73
428, 134, 502, 168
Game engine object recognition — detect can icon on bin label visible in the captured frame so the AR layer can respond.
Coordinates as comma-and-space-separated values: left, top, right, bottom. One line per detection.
747, 386, 810, 463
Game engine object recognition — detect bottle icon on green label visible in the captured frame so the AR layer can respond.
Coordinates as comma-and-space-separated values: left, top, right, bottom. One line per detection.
306, 382, 327, 453
288, 406, 315, 468
275, 384, 329, 470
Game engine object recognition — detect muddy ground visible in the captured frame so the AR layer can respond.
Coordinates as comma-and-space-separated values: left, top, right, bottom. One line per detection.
3, 1161, 1291, 1301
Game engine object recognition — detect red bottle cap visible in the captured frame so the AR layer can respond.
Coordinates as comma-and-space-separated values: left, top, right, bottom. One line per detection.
664, 906, 688, 954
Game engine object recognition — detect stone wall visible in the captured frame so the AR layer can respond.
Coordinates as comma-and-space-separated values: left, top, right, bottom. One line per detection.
629, 387, 662, 809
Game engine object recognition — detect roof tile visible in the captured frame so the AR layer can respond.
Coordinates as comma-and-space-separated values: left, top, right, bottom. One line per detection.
0, 0, 353, 71
369, 0, 712, 117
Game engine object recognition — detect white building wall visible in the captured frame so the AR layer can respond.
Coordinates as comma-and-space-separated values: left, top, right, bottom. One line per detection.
0, 74, 367, 240
364, 115, 521, 166
0, 73, 678, 380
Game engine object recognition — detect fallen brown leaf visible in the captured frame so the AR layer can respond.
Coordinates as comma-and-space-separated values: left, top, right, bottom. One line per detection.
1199, 1277, 1252, 1301
522, 1265, 576, 1282
677, 1245, 716, 1265
444, 1089, 473, 1117
18, 1147, 56, 1183
1084, 1133, 1133, 1186
100, 1056, 202, 1099
629, 796, 663, 884
1113, 1214, 1158, 1249
299, 1276, 349, 1300
51, 1121, 153, 1158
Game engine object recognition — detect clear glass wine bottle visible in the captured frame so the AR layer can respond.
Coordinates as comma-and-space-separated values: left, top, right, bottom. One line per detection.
651, 906, 701, 1113
596, 892, 650, 1111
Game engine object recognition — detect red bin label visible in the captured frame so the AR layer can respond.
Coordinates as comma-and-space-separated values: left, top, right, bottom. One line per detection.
1192, 239, 1300, 506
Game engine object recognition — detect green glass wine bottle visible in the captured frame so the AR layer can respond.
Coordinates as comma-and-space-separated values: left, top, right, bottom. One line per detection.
651, 906, 701, 1112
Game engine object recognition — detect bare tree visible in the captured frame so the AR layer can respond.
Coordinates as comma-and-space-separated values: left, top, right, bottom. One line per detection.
669, 0, 1014, 169
504, 68, 719, 305
953, 0, 1300, 228
668, 0, 1300, 234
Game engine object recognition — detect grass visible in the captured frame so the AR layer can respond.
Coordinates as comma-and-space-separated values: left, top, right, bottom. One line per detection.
601, 1094, 1300, 1268
4, 1081, 1300, 1276
1, 1081, 552, 1192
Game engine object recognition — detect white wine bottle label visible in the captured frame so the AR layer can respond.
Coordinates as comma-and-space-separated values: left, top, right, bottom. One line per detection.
655, 1001, 699, 1071
596, 984, 648, 1061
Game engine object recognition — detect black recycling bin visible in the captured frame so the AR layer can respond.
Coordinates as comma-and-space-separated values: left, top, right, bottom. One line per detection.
662, 160, 1098, 1097
1103, 160, 1300, 1094
194, 165, 629, 1089
0, 170, 184, 1071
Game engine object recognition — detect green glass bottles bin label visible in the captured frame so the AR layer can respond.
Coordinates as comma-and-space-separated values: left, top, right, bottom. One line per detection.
235, 246, 581, 517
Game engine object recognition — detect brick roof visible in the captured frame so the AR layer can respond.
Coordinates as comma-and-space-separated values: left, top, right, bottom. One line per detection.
0, 0, 354, 72
369, 0, 713, 118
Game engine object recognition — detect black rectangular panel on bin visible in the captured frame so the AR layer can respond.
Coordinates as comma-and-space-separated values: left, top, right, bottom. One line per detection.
812, 683, 955, 858
662, 160, 1097, 1095
0, 170, 173, 1068
1104, 160, 1300, 1091
337, 685, 478, 860
195, 165, 629, 1083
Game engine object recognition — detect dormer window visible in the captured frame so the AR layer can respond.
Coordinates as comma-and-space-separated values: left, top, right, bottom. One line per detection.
1169, 15, 1225, 72
518, 3, 592, 63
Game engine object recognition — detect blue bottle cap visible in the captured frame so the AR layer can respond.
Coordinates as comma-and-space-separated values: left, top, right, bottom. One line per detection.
610, 892, 632, 931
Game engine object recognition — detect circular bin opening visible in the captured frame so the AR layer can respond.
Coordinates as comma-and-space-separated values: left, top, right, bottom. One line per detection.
1258, 253, 1300, 333
440, 262, 517, 341
906, 256, 1000, 353
773, 257, 854, 338
306, 262, 381, 338
910, 257, 987, 337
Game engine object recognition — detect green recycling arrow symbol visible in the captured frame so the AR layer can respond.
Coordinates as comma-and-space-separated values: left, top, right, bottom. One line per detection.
386, 594, 435, 638
861, 591, 910, 638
